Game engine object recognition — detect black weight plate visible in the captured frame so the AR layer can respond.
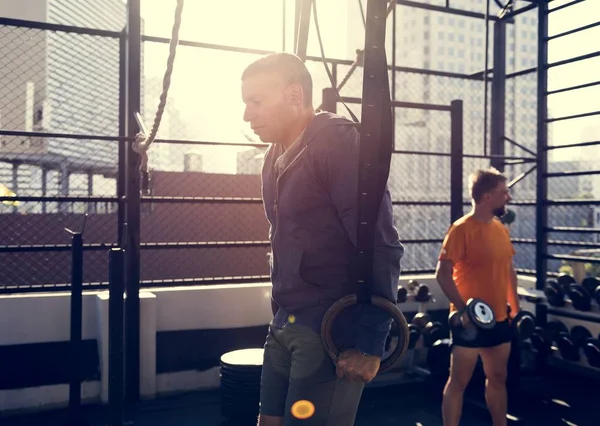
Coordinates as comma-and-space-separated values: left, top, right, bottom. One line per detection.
570, 325, 592, 347
557, 332, 580, 362
581, 277, 599, 295
545, 320, 568, 343
408, 325, 420, 349
583, 339, 600, 368
427, 338, 451, 376
567, 283, 591, 311
557, 274, 576, 291
544, 280, 565, 307
513, 311, 535, 340
397, 286, 408, 303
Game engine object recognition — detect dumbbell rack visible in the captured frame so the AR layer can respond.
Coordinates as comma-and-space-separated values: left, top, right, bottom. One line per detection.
521, 280, 600, 377
370, 280, 448, 387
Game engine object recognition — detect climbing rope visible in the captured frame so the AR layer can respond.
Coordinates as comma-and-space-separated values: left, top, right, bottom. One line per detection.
133, 0, 185, 193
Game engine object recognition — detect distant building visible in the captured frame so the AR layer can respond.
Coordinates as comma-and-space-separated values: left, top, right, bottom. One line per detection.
237, 146, 267, 175
0, 0, 128, 213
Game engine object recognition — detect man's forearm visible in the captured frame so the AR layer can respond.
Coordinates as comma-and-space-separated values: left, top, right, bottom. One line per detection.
508, 267, 520, 313
436, 269, 466, 311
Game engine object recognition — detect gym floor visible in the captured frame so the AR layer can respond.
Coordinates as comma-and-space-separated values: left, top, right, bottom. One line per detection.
2, 366, 597, 426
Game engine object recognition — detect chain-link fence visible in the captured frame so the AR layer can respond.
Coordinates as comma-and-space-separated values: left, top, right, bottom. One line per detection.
2, 0, 597, 293
0, 13, 121, 293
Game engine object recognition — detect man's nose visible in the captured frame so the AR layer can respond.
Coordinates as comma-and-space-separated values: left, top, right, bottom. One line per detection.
243, 106, 253, 123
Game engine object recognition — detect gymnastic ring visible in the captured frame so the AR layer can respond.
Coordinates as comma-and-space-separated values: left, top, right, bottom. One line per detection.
320, 294, 410, 373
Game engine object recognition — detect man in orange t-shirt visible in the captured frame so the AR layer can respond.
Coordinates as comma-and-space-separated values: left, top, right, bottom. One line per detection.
436, 168, 520, 426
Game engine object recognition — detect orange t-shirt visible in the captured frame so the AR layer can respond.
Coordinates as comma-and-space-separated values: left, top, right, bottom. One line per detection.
438, 214, 515, 322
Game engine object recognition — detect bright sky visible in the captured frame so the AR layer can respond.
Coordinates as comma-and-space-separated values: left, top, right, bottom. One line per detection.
140, 0, 598, 172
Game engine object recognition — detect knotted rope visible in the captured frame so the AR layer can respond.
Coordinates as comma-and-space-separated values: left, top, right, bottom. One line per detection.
133, 0, 185, 192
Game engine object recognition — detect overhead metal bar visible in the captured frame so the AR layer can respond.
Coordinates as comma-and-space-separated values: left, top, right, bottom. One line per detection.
396, 0, 505, 21
0, 16, 123, 38
504, 2, 538, 19
340, 96, 451, 111
546, 110, 600, 123
546, 170, 600, 178
547, 80, 600, 95
546, 140, 600, 150
504, 136, 537, 157
508, 164, 537, 188
548, 51, 600, 69
512, 239, 600, 249
506, 67, 537, 78
546, 199, 600, 206
545, 254, 600, 264
548, 0, 585, 14
547, 21, 600, 41
547, 227, 600, 234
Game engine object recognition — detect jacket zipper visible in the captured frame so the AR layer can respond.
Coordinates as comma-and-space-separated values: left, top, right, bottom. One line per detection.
271, 145, 309, 298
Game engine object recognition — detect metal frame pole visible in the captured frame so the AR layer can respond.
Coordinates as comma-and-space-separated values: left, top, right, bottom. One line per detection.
125, 0, 142, 403
490, 19, 507, 171
536, 2, 549, 290
450, 100, 464, 223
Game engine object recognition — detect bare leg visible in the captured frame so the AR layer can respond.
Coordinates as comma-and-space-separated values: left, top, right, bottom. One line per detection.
480, 342, 511, 426
258, 415, 284, 426
442, 345, 480, 426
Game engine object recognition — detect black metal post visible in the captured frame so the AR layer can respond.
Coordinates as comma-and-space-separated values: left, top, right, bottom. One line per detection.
294, 0, 311, 61
536, 2, 549, 290
109, 248, 125, 426
321, 88, 337, 113
67, 232, 83, 425
118, 31, 127, 248
450, 100, 464, 223
392, 3, 396, 99
125, 0, 142, 403
490, 19, 507, 172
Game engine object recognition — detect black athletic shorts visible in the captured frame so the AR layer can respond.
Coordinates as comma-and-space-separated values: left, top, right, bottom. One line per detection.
451, 319, 513, 349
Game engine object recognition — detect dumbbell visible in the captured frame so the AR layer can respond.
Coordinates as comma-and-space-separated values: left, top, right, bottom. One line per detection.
405, 280, 432, 303
414, 283, 431, 303
448, 298, 496, 342
556, 331, 580, 362
545, 320, 569, 344
530, 326, 553, 355
427, 338, 451, 376
570, 325, 592, 348
397, 286, 408, 303
567, 279, 595, 311
411, 313, 445, 348
510, 309, 536, 342
583, 339, 600, 368
544, 278, 566, 307
385, 320, 421, 352
557, 273, 577, 290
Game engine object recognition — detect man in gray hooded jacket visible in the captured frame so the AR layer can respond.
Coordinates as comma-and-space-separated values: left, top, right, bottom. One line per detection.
241, 52, 404, 426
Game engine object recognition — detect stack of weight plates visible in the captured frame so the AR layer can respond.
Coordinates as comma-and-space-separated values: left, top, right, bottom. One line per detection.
220, 348, 264, 425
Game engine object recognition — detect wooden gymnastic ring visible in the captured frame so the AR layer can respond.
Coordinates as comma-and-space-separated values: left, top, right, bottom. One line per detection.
320, 294, 410, 373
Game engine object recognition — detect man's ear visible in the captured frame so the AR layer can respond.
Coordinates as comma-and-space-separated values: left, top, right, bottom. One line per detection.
288, 83, 303, 106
